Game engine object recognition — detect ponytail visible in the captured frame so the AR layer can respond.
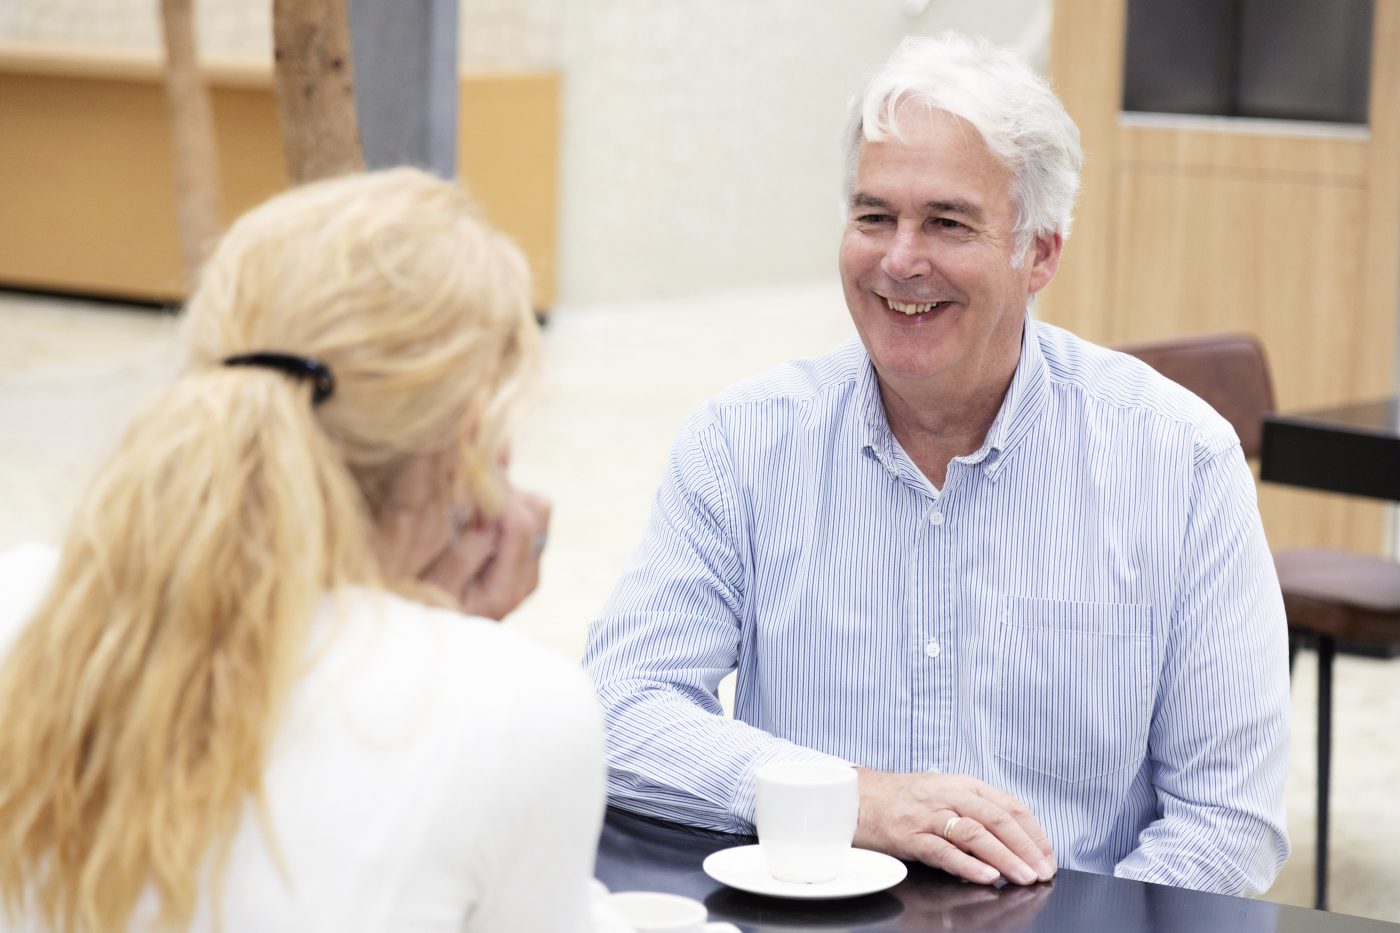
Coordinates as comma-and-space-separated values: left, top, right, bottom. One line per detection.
0, 368, 377, 931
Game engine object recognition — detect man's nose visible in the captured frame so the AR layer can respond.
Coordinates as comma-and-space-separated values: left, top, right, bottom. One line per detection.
880, 226, 931, 281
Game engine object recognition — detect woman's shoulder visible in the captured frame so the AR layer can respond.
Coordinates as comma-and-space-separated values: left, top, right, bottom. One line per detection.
313, 589, 598, 731
348, 590, 585, 675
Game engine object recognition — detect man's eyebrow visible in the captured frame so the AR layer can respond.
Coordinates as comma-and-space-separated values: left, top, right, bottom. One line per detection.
926, 199, 984, 221
848, 193, 985, 222
849, 193, 892, 210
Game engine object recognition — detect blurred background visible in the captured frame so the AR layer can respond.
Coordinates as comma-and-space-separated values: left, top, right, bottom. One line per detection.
0, 0, 1050, 305
2, 0, 1398, 923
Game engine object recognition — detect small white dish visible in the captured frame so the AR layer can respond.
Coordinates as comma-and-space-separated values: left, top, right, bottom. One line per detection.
702, 845, 907, 900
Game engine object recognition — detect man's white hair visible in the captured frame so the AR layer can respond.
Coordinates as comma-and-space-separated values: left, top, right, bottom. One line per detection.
844, 33, 1083, 264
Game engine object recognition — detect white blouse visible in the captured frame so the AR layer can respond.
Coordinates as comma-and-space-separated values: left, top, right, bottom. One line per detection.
0, 544, 625, 933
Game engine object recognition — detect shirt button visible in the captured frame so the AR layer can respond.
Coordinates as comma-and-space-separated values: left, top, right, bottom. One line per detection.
924, 639, 941, 658
928, 511, 944, 526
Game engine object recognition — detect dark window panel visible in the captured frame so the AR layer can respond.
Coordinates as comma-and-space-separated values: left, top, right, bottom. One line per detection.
1237, 0, 1372, 124
1123, 0, 1236, 116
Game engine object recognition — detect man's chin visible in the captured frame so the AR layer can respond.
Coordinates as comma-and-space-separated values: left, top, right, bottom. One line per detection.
867, 346, 960, 387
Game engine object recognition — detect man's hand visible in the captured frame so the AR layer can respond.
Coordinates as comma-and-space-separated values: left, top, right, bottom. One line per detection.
854, 769, 1055, 886
421, 485, 551, 621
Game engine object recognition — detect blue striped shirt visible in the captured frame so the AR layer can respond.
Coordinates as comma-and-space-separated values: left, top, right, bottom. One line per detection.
583, 317, 1290, 897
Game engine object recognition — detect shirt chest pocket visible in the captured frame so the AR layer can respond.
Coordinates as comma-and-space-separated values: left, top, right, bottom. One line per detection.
990, 596, 1154, 784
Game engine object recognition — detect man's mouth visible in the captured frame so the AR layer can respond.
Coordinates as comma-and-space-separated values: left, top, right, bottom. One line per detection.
885, 297, 948, 316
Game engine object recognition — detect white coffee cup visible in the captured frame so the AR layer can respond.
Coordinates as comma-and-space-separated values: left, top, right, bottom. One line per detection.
754, 760, 859, 883
603, 891, 739, 933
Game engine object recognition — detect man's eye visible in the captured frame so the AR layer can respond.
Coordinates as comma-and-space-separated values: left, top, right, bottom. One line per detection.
932, 217, 965, 231
857, 214, 892, 225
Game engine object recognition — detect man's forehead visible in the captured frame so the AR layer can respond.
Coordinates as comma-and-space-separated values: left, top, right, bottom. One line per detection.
850, 111, 1012, 218
859, 105, 1003, 166
873, 101, 987, 144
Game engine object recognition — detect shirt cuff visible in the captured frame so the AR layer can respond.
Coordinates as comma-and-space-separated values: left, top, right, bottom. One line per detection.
729, 745, 854, 827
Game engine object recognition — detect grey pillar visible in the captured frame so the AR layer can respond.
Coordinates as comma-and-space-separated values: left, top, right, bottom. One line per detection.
347, 0, 459, 178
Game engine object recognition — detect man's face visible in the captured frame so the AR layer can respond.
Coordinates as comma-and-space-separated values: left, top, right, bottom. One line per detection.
838, 105, 1060, 394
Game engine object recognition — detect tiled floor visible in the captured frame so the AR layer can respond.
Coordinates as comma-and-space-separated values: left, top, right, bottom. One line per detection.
1, 288, 1397, 922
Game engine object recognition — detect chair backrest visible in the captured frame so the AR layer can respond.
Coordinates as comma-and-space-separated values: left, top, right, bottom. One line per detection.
1113, 333, 1276, 459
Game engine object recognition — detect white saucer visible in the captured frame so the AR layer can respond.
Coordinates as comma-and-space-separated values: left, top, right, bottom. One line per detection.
702, 845, 907, 900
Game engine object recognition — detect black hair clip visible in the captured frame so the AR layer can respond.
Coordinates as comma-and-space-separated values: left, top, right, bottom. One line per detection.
222, 352, 336, 405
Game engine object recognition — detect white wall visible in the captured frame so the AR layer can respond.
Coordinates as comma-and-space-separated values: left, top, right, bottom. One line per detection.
0, 0, 1049, 306
556, 0, 1049, 306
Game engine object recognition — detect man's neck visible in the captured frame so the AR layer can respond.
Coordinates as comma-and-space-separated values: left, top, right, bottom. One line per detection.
878, 356, 1018, 490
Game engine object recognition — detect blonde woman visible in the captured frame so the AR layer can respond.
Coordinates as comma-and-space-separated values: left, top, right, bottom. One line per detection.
0, 169, 612, 932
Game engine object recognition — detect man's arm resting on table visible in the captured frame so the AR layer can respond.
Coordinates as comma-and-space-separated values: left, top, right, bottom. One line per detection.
593, 671, 851, 831
594, 679, 1060, 888
586, 414, 849, 831
1113, 444, 1291, 896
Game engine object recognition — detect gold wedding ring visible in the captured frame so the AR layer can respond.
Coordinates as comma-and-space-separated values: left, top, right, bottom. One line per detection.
942, 815, 962, 842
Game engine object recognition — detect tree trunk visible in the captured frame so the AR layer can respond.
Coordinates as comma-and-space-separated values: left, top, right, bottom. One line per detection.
272, 0, 364, 185
158, 0, 222, 286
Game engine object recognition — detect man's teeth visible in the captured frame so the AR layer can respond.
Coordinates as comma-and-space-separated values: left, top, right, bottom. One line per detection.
886, 298, 944, 315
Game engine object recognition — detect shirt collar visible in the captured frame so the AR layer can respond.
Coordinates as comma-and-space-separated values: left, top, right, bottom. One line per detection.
857, 312, 1047, 481
977, 312, 1047, 478
857, 356, 899, 474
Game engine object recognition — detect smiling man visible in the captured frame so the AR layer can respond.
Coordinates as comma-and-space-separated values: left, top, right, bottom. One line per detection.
584, 33, 1290, 897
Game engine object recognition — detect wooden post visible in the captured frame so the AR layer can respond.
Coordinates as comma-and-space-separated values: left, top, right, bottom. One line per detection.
272, 0, 364, 185
158, 0, 222, 286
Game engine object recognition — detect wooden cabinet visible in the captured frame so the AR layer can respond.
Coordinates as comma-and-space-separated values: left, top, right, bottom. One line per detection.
0, 42, 559, 310
1044, 1, 1400, 555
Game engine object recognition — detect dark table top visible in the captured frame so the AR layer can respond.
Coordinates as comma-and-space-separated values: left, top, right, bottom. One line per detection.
595, 807, 1400, 932
1267, 399, 1400, 437
1261, 397, 1400, 501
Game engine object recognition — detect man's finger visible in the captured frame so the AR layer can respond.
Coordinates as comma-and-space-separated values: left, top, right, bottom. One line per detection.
971, 783, 1056, 872
907, 834, 1000, 885
951, 795, 1053, 883
942, 815, 1040, 886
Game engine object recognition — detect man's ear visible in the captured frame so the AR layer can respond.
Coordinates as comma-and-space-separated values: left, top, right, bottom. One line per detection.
1027, 232, 1063, 295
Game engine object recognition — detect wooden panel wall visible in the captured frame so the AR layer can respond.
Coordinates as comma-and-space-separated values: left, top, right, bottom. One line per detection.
0, 42, 559, 310
1044, 0, 1400, 555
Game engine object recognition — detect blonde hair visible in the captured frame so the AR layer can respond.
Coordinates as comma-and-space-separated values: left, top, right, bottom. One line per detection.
0, 168, 538, 931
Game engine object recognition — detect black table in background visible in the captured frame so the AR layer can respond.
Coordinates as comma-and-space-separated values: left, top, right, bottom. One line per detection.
1261, 395, 1400, 664
595, 808, 1399, 933
1261, 397, 1400, 502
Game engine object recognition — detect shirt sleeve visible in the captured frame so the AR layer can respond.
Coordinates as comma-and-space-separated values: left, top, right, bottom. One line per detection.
1113, 441, 1291, 896
583, 414, 846, 834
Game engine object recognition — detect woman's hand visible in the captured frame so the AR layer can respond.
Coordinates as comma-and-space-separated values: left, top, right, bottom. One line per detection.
420, 484, 551, 621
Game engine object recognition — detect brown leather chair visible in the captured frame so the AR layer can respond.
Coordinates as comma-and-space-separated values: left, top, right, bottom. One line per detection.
1116, 332, 1400, 911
